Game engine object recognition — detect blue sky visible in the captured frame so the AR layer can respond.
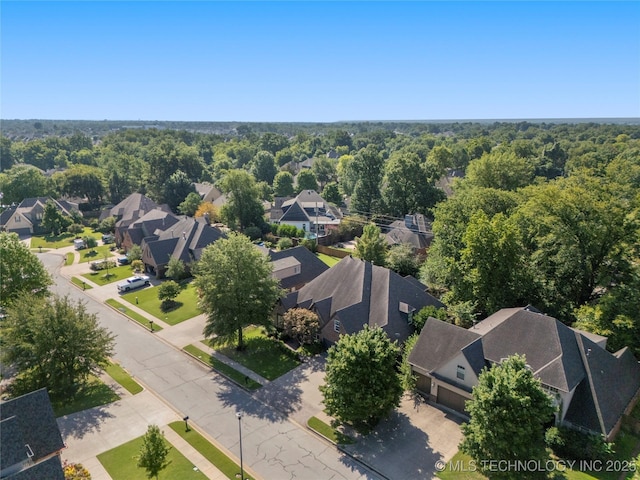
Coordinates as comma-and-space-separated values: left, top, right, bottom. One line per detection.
2, 1, 638, 122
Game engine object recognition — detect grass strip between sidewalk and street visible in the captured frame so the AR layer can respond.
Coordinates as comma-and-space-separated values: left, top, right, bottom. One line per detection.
104, 361, 143, 395
71, 276, 93, 290
106, 298, 163, 332
183, 344, 262, 390
97, 434, 206, 479
307, 416, 355, 445
65, 252, 75, 265
168, 421, 254, 480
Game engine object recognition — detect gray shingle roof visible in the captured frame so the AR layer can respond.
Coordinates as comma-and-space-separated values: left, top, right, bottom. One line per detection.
100, 193, 160, 222
268, 246, 329, 290
283, 256, 443, 343
10, 455, 65, 480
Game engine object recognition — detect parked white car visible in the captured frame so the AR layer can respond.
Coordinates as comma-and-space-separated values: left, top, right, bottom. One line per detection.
117, 275, 150, 292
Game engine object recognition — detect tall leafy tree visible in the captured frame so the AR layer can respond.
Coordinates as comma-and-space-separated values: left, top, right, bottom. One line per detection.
320, 325, 402, 432
311, 157, 336, 188
273, 171, 295, 197
218, 169, 265, 231
465, 150, 535, 191
350, 145, 384, 216
137, 425, 171, 480
193, 232, 281, 349
1, 294, 115, 399
322, 182, 342, 205
178, 191, 202, 217
354, 223, 387, 266
251, 150, 278, 184
0, 232, 51, 308
296, 169, 318, 192
461, 355, 555, 480
60, 165, 105, 207
42, 200, 71, 235
163, 169, 196, 212
0, 164, 52, 204
386, 243, 421, 277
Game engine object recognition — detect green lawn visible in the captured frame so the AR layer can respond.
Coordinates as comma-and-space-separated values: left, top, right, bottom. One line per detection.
82, 265, 134, 285
168, 421, 254, 480
122, 282, 200, 325
53, 375, 120, 417
65, 252, 75, 265
78, 245, 115, 263
31, 227, 101, 249
217, 326, 299, 381
105, 299, 163, 332
436, 451, 487, 480
316, 252, 341, 267
307, 416, 355, 445
97, 433, 206, 480
71, 276, 93, 290
104, 361, 143, 395
183, 344, 261, 390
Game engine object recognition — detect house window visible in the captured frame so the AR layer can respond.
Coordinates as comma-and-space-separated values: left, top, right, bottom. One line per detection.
456, 365, 465, 380
15, 216, 20, 222
334, 319, 341, 333
36, 213, 42, 220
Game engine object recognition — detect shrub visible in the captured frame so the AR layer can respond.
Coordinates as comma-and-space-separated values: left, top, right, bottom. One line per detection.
277, 224, 303, 238
130, 259, 144, 273
67, 223, 84, 236
127, 244, 142, 262
98, 216, 116, 233
243, 225, 263, 241
545, 426, 614, 461
83, 236, 98, 249
158, 280, 181, 312
89, 219, 99, 231
277, 237, 293, 250
300, 238, 317, 253
90, 260, 116, 271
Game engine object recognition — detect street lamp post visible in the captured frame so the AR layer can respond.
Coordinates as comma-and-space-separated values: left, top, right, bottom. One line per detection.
236, 412, 244, 480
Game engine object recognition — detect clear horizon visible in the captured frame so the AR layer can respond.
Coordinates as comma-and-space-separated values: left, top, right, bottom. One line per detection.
2, 1, 639, 122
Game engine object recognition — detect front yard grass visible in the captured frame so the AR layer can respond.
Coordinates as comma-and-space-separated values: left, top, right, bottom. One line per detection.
216, 326, 300, 381
104, 361, 143, 395
97, 433, 206, 479
307, 416, 355, 445
105, 299, 163, 332
78, 245, 114, 263
183, 344, 261, 390
71, 276, 93, 289
53, 375, 120, 418
436, 451, 486, 480
82, 265, 134, 285
168, 421, 254, 480
31, 227, 101, 249
122, 282, 200, 325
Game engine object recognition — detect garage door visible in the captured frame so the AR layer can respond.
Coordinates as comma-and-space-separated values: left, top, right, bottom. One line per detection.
437, 386, 468, 414
416, 374, 431, 395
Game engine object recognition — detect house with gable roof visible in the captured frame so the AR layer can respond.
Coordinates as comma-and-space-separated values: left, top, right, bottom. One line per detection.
408, 306, 640, 440
272, 190, 342, 237
0, 388, 65, 480
140, 216, 225, 278
0, 197, 80, 236
278, 255, 443, 345
384, 213, 434, 254
120, 209, 181, 251
268, 245, 329, 291
99, 193, 170, 246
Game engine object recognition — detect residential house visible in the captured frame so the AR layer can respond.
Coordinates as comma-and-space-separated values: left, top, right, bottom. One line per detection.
384, 214, 433, 254
194, 182, 222, 204
408, 306, 640, 440
120, 209, 180, 252
99, 193, 169, 246
268, 245, 329, 291
0, 197, 79, 236
279, 255, 444, 345
140, 216, 225, 278
272, 190, 342, 237
0, 388, 65, 480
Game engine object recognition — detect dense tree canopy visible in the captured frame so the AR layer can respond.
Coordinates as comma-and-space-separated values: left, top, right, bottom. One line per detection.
1, 294, 115, 399
320, 325, 403, 432
354, 223, 387, 266
193, 232, 281, 349
218, 169, 265, 230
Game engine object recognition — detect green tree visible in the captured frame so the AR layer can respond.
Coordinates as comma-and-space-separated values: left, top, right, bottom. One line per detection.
84, 236, 98, 250
158, 280, 181, 311
465, 150, 534, 191
322, 182, 342, 205
296, 169, 318, 192
273, 171, 295, 197
0, 232, 51, 308
259, 132, 289, 155
67, 223, 84, 237
178, 191, 202, 217
60, 165, 105, 207
311, 157, 336, 188
98, 216, 116, 234
165, 257, 188, 280
460, 355, 555, 480
400, 333, 419, 391
0, 164, 52, 204
42, 200, 71, 235
1, 294, 115, 399
163, 169, 195, 212
320, 325, 402, 432
385, 244, 421, 277
411, 305, 448, 331
282, 308, 320, 345
219, 169, 265, 231
277, 237, 293, 250
137, 425, 170, 480
350, 145, 384, 216
251, 150, 278, 184
354, 223, 387, 266
193, 232, 281, 350
0, 136, 15, 172
128, 244, 143, 262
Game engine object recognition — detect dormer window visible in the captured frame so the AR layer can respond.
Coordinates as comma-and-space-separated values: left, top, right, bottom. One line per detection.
457, 365, 465, 380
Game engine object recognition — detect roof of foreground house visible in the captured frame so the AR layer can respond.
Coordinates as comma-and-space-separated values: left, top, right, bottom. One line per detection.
268, 245, 329, 290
